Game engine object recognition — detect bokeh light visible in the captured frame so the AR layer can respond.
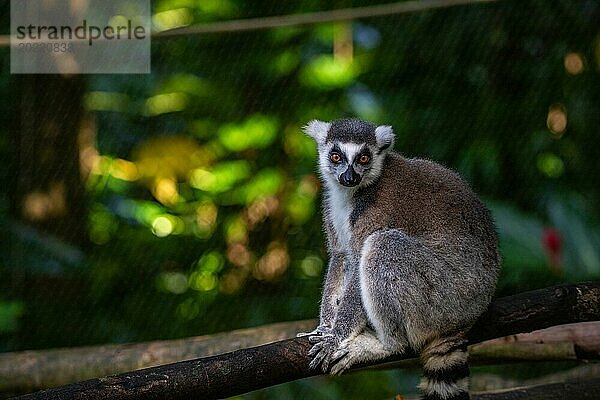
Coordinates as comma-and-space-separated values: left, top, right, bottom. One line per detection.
546, 104, 567, 137
564, 52, 584, 75
537, 153, 565, 178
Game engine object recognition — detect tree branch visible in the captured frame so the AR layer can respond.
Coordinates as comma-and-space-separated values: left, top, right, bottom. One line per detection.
6, 320, 599, 393
472, 378, 600, 400
0, 0, 498, 47
153, 0, 497, 37
472, 363, 600, 393
15, 282, 600, 400
0, 320, 315, 393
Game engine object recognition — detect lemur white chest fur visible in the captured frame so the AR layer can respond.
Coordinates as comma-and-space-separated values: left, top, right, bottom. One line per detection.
325, 183, 354, 253
322, 142, 363, 253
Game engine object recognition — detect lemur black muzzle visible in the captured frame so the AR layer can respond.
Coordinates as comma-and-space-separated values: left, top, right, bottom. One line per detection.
339, 166, 361, 187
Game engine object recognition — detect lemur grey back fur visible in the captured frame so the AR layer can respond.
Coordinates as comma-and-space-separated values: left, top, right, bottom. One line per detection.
299, 118, 500, 400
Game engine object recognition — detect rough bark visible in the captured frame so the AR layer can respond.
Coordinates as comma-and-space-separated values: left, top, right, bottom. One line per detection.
13, 282, 600, 400
471, 320, 600, 363
472, 379, 600, 400
479, 320, 600, 357
472, 363, 600, 393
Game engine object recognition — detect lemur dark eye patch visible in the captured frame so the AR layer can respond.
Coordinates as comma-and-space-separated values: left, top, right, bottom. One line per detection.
355, 148, 372, 164
331, 145, 346, 162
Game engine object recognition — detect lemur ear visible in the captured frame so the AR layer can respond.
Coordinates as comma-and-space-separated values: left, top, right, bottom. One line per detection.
303, 120, 330, 144
375, 125, 394, 152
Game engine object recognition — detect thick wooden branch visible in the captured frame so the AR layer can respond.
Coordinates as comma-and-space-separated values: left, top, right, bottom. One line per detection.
15, 282, 600, 400
472, 363, 600, 393
0, 320, 315, 393
472, 378, 600, 400
5, 321, 599, 393
471, 320, 600, 363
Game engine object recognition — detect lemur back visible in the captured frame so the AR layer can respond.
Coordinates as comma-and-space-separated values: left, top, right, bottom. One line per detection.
300, 118, 500, 400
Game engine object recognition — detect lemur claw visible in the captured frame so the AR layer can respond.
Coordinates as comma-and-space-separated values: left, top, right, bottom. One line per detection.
296, 330, 316, 338
308, 341, 325, 356
308, 333, 333, 344
329, 357, 352, 375
331, 348, 348, 362
297, 325, 332, 338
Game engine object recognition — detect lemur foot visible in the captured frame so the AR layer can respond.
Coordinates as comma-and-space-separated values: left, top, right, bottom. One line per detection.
308, 335, 361, 375
329, 338, 359, 375
323, 333, 396, 375
307, 333, 338, 372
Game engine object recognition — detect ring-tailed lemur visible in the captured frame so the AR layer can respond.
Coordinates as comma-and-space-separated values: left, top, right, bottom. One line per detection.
299, 118, 500, 400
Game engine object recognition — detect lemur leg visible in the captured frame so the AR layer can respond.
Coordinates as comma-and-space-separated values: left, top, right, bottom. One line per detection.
323, 231, 413, 375
360, 229, 472, 400
328, 328, 398, 375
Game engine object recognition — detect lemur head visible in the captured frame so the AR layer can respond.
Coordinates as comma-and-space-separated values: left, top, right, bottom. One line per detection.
304, 118, 395, 189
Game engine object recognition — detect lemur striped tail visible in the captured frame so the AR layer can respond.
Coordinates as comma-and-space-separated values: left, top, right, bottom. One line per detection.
418, 335, 470, 400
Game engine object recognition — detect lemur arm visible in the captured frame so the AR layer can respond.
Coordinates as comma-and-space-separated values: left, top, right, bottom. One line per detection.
319, 248, 344, 329
298, 212, 346, 338
317, 209, 348, 329
329, 264, 367, 338
308, 263, 368, 372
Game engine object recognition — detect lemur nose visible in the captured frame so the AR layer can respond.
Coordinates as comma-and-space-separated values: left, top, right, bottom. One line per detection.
339, 167, 361, 187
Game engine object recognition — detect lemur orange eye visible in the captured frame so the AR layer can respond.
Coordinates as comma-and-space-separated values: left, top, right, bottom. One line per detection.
331, 153, 341, 163
359, 155, 370, 164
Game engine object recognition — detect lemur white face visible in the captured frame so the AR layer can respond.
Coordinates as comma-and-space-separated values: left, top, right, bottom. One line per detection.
304, 119, 395, 189
320, 141, 376, 188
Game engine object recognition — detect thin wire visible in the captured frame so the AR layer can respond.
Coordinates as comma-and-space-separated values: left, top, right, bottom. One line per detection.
0, 0, 498, 47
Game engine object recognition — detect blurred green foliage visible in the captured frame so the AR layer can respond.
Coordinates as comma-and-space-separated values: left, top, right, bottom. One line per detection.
1, 0, 600, 398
